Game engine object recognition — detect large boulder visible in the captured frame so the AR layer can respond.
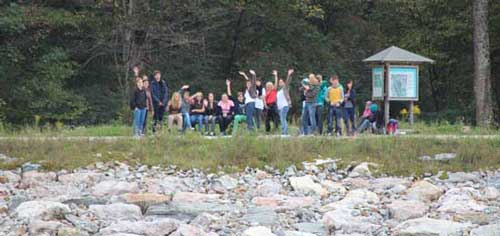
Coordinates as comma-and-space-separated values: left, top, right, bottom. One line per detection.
436, 187, 487, 223
406, 180, 442, 202
89, 203, 142, 221
144, 176, 190, 194
348, 162, 373, 178
92, 181, 139, 196
15, 200, 70, 221
393, 218, 471, 236
387, 200, 427, 221
322, 207, 380, 234
290, 175, 327, 197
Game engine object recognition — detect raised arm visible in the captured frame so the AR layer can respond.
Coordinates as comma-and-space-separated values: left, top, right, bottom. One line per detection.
226, 79, 232, 96
238, 71, 249, 80
286, 69, 294, 86
272, 70, 278, 89
249, 69, 256, 85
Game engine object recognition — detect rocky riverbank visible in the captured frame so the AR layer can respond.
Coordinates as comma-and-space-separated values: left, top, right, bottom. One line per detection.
0, 158, 499, 236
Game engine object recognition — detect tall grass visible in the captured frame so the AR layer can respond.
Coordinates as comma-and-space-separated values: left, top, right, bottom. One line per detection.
1, 133, 498, 176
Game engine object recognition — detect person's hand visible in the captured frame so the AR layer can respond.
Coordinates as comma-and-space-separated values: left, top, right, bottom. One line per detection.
181, 85, 189, 90
288, 69, 294, 76
226, 79, 231, 86
249, 70, 256, 75
238, 71, 246, 76
272, 70, 278, 76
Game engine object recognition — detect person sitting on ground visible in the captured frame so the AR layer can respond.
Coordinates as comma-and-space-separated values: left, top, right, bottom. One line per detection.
204, 93, 218, 136
226, 79, 247, 135
217, 82, 236, 135
358, 101, 372, 128
264, 70, 280, 133
358, 103, 383, 134
179, 85, 194, 131
190, 92, 206, 133
166, 92, 183, 132
130, 79, 148, 136
277, 69, 294, 136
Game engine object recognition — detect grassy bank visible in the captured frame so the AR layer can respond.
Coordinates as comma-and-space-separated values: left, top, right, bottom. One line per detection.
1, 134, 499, 176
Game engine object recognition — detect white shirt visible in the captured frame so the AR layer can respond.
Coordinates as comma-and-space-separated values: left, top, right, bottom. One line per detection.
244, 90, 255, 104
255, 87, 265, 109
277, 89, 289, 110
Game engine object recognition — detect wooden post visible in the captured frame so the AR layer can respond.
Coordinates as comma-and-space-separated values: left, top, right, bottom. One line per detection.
409, 101, 414, 126
384, 63, 390, 128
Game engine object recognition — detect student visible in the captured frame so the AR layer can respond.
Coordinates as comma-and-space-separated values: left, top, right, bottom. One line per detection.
179, 85, 194, 131
204, 92, 218, 136
254, 78, 264, 130
265, 70, 280, 133
130, 79, 147, 136
226, 79, 247, 134
150, 70, 169, 133
315, 74, 328, 135
218, 81, 236, 135
358, 101, 373, 128
142, 76, 154, 135
326, 75, 344, 136
358, 103, 383, 134
277, 69, 294, 135
239, 70, 258, 131
190, 92, 205, 133
301, 74, 320, 135
343, 80, 356, 135
167, 92, 183, 132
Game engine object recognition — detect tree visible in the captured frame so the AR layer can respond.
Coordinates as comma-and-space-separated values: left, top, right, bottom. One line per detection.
473, 0, 494, 127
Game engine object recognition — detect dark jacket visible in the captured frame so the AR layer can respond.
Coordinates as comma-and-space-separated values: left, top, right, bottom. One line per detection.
205, 100, 218, 116
344, 88, 356, 107
151, 79, 169, 105
304, 84, 319, 103
130, 88, 148, 110
230, 96, 245, 115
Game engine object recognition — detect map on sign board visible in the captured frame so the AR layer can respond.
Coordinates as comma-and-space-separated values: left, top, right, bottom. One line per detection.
372, 67, 384, 100
388, 66, 418, 101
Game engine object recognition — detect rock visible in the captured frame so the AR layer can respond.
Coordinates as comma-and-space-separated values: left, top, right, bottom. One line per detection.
28, 220, 64, 235
349, 162, 372, 178
242, 226, 277, 236
255, 179, 282, 196
393, 218, 471, 236
255, 170, 271, 180
322, 207, 380, 234
387, 200, 427, 221
280, 231, 316, 236
21, 171, 57, 187
342, 178, 370, 189
470, 223, 500, 236
213, 175, 238, 191
145, 176, 190, 194
58, 172, 105, 186
241, 207, 278, 226
252, 195, 315, 210
482, 187, 499, 200
57, 227, 89, 236
437, 187, 487, 221
65, 214, 99, 234
406, 180, 442, 202
169, 224, 213, 236
99, 219, 179, 236
434, 153, 456, 161
121, 193, 171, 205
321, 180, 347, 195
145, 202, 234, 220
321, 189, 379, 212
21, 162, 41, 172
172, 192, 220, 203
293, 223, 327, 236
447, 172, 480, 183
190, 213, 220, 227
92, 181, 139, 196
15, 200, 70, 221
0, 170, 21, 183
289, 175, 327, 197
89, 203, 142, 221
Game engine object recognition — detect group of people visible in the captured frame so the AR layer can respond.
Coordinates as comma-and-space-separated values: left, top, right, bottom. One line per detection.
129, 66, 385, 137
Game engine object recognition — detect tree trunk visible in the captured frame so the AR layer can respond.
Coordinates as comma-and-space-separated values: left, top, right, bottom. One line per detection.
472, 0, 493, 127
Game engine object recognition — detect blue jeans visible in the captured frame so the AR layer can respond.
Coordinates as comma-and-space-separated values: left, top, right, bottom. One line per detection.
204, 115, 218, 133
316, 105, 324, 134
327, 105, 342, 134
279, 106, 290, 135
301, 102, 317, 135
182, 112, 192, 131
245, 102, 256, 131
133, 108, 147, 136
190, 114, 204, 132
358, 119, 371, 133
344, 107, 356, 133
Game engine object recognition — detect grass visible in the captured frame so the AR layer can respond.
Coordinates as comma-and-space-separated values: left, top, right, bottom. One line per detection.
0, 132, 499, 176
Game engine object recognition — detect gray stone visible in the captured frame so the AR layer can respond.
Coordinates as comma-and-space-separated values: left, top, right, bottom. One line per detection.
242, 226, 277, 236
434, 153, 456, 161
393, 218, 471, 236
65, 214, 99, 233
406, 180, 442, 202
293, 222, 327, 236
15, 200, 70, 221
470, 224, 500, 236
98, 219, 179, 236
92, 181, 139, 196
255, 179, 282, 196
290, 175, 327, 197
387, 200, 427, 221
241, 207, 278, 226
89, 203, 142, 221
447, 172, 480, 183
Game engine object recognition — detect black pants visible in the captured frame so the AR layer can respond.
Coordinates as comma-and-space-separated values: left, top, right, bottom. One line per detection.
265, 103, 279, 133
219, 115, 233, 134
142, 112, 148, 134
153, 103, 165, 132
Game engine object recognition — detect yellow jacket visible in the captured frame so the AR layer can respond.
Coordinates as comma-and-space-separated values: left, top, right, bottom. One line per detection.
327, 86, 344, 105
